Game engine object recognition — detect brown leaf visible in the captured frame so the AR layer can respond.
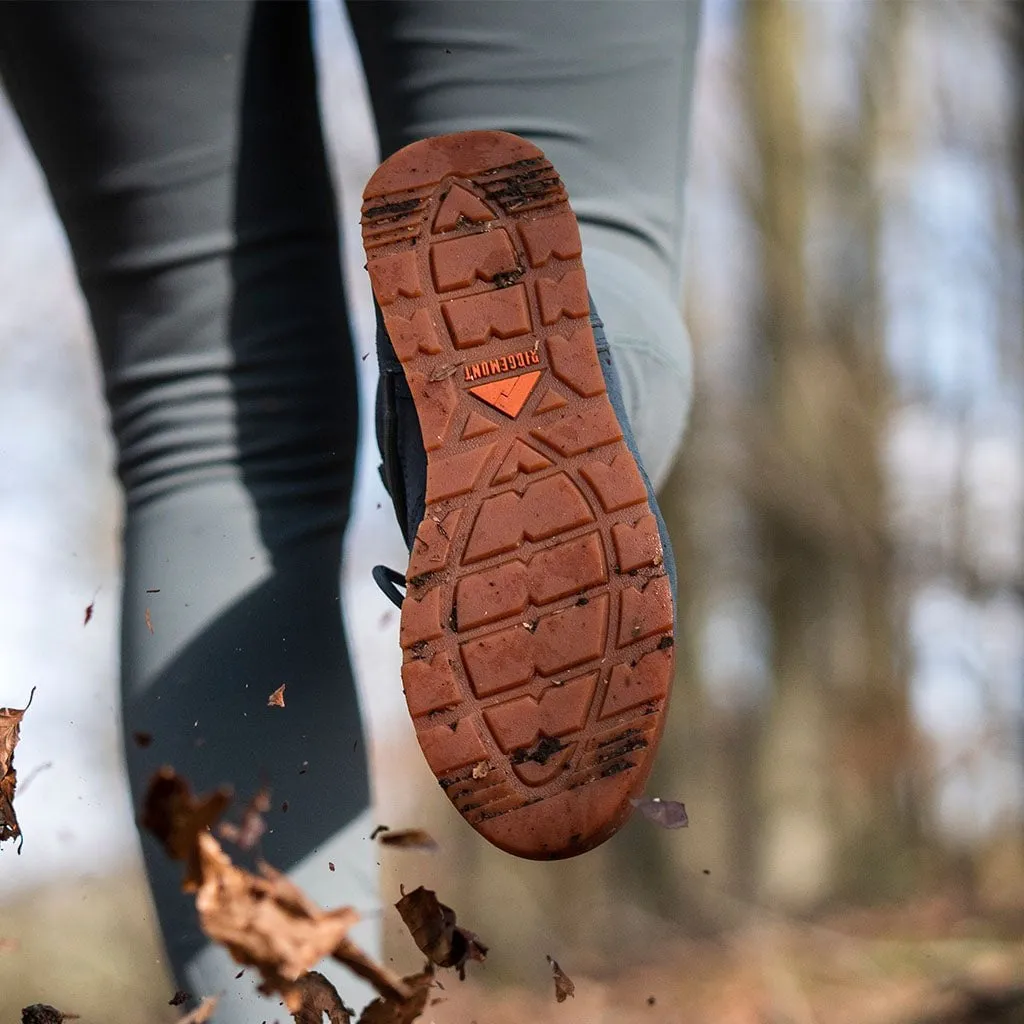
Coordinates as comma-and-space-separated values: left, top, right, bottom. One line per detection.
83, 602, 94, 626
546, 955, 575, 1003
193, 832, 360, 1011
145, 607, 154, 634
168, 990, 191, 1006
132, 730, 154, 748
356, 968, 434, 1024
1, 688, 35, 850
176, 996, 219, 1023
267, 684, 286, 708
334, 937, 413, 1004
630, 796, 689, 829
139, 767, 232, 889
21, 1006, 80, 1024
394, 886, 488, 980
292, 971, 352, 1024
143, 768, 410, 1010
378, 829, 438, 852
369, 825, 389, 840
217, 785, 271, 851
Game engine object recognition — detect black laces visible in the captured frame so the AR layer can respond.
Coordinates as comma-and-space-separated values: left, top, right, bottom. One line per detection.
372, 564, 406, 609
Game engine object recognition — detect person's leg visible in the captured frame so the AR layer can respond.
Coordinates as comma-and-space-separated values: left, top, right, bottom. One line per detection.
0, 1, 378, 1014
347, 0, 701, 487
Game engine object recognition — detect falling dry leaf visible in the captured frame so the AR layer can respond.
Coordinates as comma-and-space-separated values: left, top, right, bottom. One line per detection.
168, 990, 190, 1006
292, 971, 352, 1024
193, 832, 360, 1011
378, 829, 438, 852
176, 996, 219, 1023
21, 1006, 80, 1024
329, 861, 336, 871
356, 968, 433, 1024
217, 785, 271, 851
1, 688, 35, 850
369, 825, 389, 840
630, 796, 689, 829
140, 767, 232, 889
83, 602, 94, 626
546, 955, 575, 1003
143, 767, 411, 1011
133, 731, 153, 748
394, 886, 488, 980
145, 607, 154, 634
333, 937, 411, 1002
267, 684, 286, 708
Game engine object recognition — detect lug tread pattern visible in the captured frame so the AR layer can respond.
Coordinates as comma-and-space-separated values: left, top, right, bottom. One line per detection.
361, 131, 674, 859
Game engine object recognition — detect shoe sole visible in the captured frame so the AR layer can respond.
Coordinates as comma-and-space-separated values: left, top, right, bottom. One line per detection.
361, 131, 674, 860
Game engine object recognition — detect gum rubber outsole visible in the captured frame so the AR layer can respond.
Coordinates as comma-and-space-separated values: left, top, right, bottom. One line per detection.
361, 131, 675, 860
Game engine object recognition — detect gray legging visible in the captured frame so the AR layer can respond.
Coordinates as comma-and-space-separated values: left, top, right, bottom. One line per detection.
0, 0, 699, 1016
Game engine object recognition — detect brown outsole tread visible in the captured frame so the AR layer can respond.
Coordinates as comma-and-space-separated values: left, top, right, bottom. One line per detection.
362, 131, 674, 860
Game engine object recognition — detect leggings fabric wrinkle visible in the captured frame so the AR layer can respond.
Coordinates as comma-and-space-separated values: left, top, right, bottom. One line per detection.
1, 0, 374, 1013
0, 0, 700, 1017
349, 0, 701, 482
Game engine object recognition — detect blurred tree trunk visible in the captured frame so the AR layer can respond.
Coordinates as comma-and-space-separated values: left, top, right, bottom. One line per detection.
823, 0, 917, 900
743, 0, 838, 912
742, 0, 916, 910
1006, 0, 1024, 858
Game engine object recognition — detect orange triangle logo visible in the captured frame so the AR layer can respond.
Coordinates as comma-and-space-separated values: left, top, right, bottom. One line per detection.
433, 184, 496, 232
469, 370, 541, 419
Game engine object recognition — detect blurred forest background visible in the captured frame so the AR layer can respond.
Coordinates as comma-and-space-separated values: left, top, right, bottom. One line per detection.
2, 1, 1024, 1023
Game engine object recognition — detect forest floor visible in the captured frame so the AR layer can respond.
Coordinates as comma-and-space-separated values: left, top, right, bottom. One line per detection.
3, 869, 1023, 1024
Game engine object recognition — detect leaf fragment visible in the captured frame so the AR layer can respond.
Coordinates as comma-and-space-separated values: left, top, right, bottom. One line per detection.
378, 829, 438, 852
394, 886, 488, 979
139, 767, 232, 889
217, 785, 271, 851
21, 1006, 79, 1024
267, 684, 286, 708
629, 796, 689, 829
292, 970, 352, 1024
356, 968, 434, 1024
194, 833, 358, 1011
546, 955, 575, 1002
142, 767, 410, 1012
1, 688, 35, 850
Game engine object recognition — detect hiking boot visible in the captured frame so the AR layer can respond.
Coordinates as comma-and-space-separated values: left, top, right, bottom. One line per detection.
362, 130, 676, 860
